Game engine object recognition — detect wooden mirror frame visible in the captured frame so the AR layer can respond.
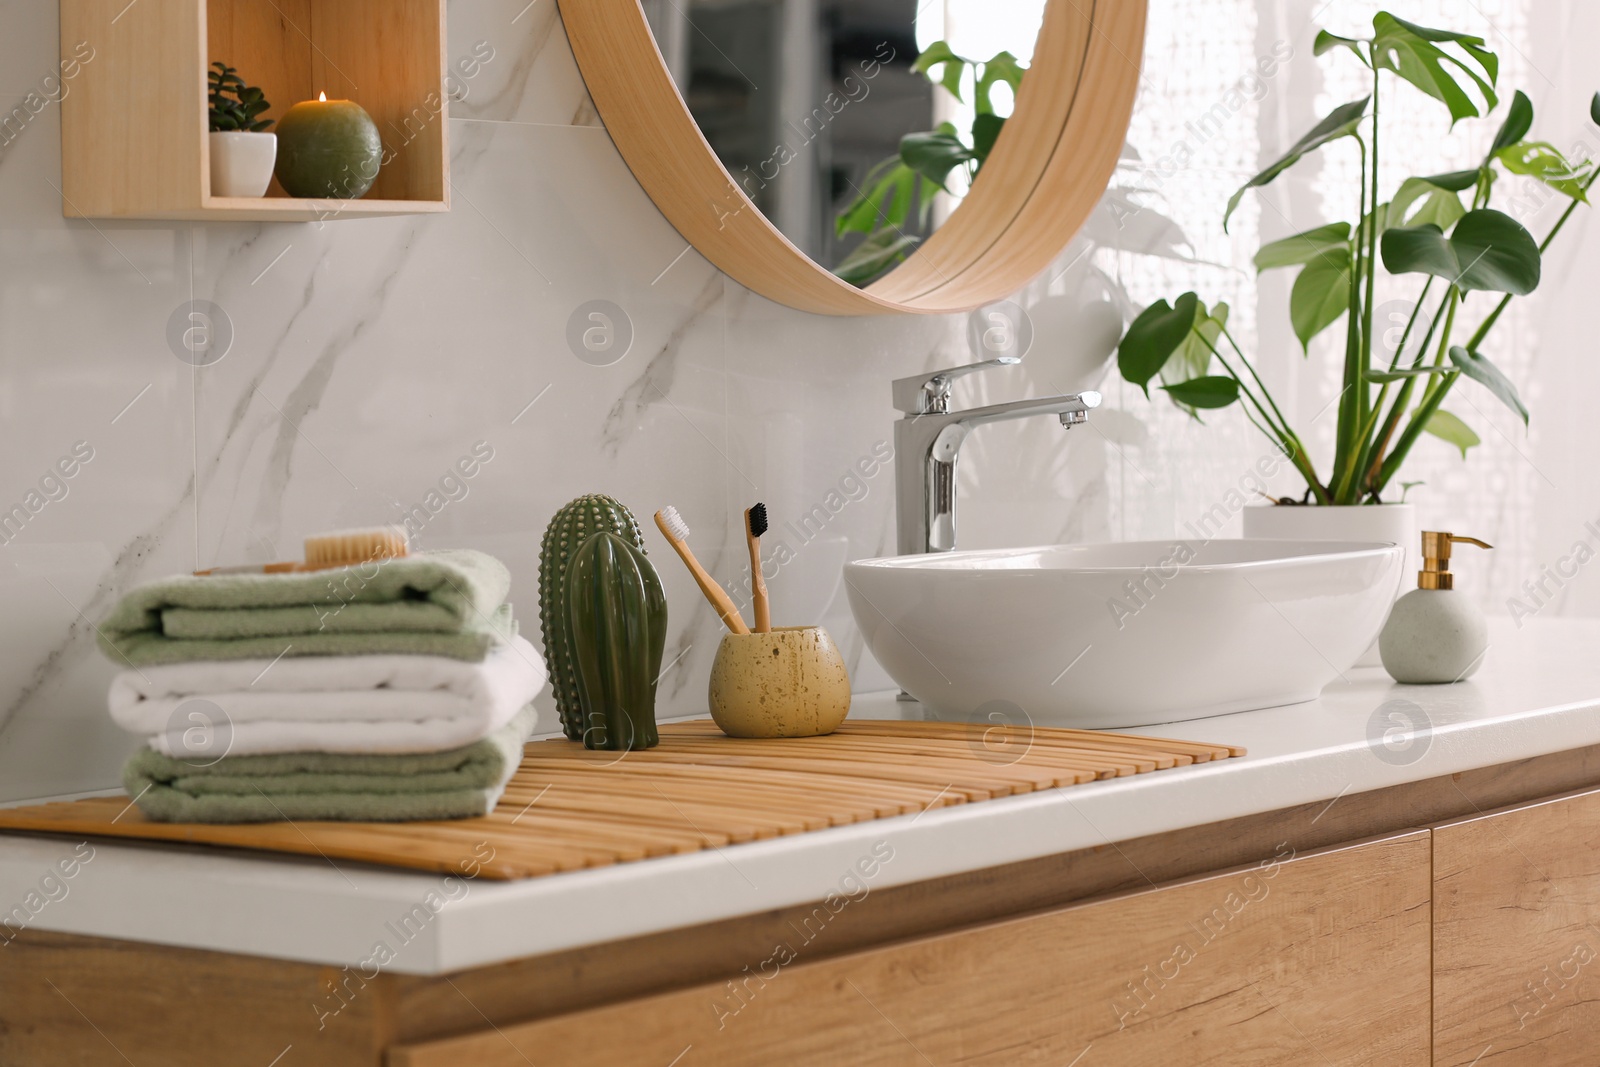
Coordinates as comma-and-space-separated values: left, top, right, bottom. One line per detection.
557, 0, 1147, 316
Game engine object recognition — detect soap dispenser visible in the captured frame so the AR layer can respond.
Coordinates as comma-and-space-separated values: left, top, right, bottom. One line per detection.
1379, 531, 1492, 684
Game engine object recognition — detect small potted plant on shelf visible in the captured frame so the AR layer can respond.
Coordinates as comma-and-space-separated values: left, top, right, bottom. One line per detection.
208, 62, 275, 198
1114, 12, 1597, 569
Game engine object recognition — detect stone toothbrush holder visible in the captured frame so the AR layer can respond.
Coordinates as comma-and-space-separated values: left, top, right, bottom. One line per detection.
708, 626, 851, 738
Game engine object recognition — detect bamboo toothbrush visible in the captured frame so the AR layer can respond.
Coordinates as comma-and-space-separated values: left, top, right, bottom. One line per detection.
745, 503, 771, 633
655, 506, 751, 635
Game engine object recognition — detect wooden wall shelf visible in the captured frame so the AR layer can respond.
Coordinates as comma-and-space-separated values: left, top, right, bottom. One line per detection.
59, 0, 450, 221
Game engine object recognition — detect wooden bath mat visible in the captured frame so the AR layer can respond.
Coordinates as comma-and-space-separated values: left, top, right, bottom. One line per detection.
0, 720, 1244, 881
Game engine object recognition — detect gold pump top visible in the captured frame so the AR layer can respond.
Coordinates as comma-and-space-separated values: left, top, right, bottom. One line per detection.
1418, 531, 1492, 590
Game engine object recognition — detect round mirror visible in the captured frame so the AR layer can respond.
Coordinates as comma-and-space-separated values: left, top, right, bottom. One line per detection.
558, 0, 1146, 315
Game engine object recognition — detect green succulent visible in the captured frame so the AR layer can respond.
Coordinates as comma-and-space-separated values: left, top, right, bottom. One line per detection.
208, 63, 273, 133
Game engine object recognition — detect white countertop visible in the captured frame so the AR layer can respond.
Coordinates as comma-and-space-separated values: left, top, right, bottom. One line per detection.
3, 617, 1597, 976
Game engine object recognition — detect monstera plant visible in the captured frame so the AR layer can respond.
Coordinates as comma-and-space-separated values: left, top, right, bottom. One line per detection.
834, 42, 1025, 286
1116, 13, 1597, 505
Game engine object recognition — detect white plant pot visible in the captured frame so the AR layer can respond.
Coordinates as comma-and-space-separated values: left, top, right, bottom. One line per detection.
208, 131, 277, 198
1242, 502, 1415, 667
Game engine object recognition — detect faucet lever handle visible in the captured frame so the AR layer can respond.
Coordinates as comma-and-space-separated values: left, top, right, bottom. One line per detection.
892, 356, 1021, 415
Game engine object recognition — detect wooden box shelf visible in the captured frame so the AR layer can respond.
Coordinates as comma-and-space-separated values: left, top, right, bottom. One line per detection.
59, 0, 450, 221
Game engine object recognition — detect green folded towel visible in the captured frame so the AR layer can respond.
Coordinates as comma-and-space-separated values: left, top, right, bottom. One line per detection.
123, 703, 536, 824
99, 549, 516, 667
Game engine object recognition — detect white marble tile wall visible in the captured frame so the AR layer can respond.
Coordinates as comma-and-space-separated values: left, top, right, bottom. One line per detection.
1, 0, 1596, 803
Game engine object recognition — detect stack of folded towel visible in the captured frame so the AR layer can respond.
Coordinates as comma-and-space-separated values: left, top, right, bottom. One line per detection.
97, 549, 546, 824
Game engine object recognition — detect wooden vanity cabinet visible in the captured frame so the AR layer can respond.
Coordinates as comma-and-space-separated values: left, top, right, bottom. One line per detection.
18, 750, 1600, 1065
1432, 785, 1600, 1067
388, 831, 1432, 1067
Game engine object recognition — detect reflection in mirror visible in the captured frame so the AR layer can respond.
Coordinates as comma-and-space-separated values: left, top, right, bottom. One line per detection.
640, 0, 1047, 287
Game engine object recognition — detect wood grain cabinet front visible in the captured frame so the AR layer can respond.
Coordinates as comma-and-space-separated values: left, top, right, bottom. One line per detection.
1433, 785, 1600, 1067
389, 831, 1432, 1067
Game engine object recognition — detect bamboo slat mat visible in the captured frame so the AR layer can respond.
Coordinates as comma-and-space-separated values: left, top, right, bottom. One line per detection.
0, 720, 1244, 881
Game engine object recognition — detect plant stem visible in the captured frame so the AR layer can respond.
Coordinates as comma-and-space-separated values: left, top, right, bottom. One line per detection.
1362, 281, 1450, 493
1387, 278, 1433, 372
1194, 332, 1287, 440
1345, 403, 1390, 501
1195, 330, 1328, 501
1374, 287, 1460, 490
1379, 370, 1460, 489
1332, 135, 1370, 503
1220, 324, 1295, 434
1360, 66, 1382, 444
1287, 442, 1332, 505
1335, 80, 1385, 505
1236, 407, 1326, 503
1240, 407, 1291, 464
1355, 277, 1433, 494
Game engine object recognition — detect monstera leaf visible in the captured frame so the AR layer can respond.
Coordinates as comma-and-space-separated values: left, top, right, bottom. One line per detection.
974, 51, 1024, 114
899, 124, 978, 192
1290, 249, 1352, 350
1423, 409, 1481, 458
1371, 13, 1497, 124
1497, 141, 1591, 202
1450, 345, 1529, 425
1118, 292, 1200, 396
1314, 31, 1368, 63
1163, 301, 1229, 386
1388, 177, 1467, 231
1489, 90, 1534, 156
1161, 376, 1240, 410
1381, 209, 1541, 294
1255, 223, 1350, 272
1224, 98, 1369, 230
911, 41, 968, 100
833, 230, 921, 286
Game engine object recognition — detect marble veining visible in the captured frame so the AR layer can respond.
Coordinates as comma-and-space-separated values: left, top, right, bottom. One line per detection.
598, 271, 723, 458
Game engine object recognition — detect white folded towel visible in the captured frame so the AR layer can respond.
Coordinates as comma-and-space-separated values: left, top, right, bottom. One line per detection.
108, 636, 547, 757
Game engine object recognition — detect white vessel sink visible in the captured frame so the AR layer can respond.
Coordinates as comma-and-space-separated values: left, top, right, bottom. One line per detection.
845, 539, 1405, 728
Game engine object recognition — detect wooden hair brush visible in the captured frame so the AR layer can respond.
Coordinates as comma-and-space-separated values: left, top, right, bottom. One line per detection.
194, 526, 410, 575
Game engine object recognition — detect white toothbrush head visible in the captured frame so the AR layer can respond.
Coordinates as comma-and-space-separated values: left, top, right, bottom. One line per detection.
657, 506, 691, 542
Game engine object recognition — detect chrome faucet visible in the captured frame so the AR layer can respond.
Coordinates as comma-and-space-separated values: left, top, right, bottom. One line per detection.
892, 357, 1101, 555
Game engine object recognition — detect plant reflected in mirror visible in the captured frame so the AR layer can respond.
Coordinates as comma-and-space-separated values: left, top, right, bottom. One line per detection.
833, 43, 1027, 285
637, 0, 1046, 288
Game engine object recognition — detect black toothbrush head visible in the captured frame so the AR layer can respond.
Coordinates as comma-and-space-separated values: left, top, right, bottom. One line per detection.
747, 502, 768, 538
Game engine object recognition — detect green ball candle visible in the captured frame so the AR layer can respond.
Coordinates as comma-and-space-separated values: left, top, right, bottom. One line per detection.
273, 93, 383, 199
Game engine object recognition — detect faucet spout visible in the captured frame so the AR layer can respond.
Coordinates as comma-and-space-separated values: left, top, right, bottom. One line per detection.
943, 390, 1102, 430
893, 388, 1101, 556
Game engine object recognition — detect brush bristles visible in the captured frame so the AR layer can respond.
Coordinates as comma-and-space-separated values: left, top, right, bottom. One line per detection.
658, 505, 690, 541
747, 503, 768, 538
304, 525, 409, 567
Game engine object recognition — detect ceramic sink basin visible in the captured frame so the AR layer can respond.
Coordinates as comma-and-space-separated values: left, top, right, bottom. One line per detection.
845, 539, 1405, 728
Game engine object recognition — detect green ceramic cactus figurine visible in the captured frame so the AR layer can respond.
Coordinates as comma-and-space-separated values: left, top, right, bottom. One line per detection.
566, 532, 667, 750
538, 495, 649, 740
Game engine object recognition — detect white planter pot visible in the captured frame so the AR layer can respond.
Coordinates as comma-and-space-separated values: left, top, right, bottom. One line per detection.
208, 131, 277, 198
1242, 502, 1415, 667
